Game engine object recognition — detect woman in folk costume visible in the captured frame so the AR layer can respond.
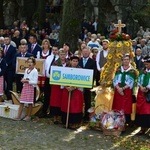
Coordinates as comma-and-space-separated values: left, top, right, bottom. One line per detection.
14, 57, 38, 121
112, 54, 137, 124
135, 56, 150, 135
50, 49, 70, 124
38, 39, 51, 91
61, 56, 84, 129
0, 47, 7, 102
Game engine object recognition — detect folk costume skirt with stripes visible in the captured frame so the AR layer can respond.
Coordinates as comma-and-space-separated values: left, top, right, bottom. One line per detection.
20, 83, 35, 104
0, 76, 4, 95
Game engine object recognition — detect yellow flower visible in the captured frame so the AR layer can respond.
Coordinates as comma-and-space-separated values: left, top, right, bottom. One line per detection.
116, 42, 122, 48
107, 54, 113, 59
124, 41, 130, 47
115, 62, 120, 68
116, 53, 123, 58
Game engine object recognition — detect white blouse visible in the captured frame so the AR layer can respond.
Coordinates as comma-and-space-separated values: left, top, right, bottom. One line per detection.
23, 68, 38, 87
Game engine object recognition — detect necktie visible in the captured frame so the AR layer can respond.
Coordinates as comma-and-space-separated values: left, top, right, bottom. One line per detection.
31, 44, 34, 53
4, 45, 8, 56
22, 53, 25, 57
49, 55, 56, 74
83, 58, 87, 67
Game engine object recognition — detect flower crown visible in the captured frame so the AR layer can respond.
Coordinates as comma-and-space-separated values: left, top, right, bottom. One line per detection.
109, 29, 130, 41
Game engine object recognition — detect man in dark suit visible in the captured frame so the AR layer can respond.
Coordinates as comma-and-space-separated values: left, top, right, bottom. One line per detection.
13, 44, 33, 93
3, 35, 17, 99
134, 48, 145, 71
27, 33, 42, 58
79, 46, 96, 121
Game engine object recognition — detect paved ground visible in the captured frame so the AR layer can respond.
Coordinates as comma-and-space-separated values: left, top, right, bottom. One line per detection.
0, 117, 149, 150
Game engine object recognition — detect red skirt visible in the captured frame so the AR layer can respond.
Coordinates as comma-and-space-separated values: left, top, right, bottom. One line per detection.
112, 88, 132, 114
20, 83, 35, 104
38, 76, 46, 88
61, 88, 84, 113
0, 76, 4, 95
50, 85, 62, 107
136, 89, 150, 114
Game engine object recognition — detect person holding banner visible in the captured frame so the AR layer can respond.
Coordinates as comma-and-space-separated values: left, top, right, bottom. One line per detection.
50, 49, 69, 124
13, 44, 33, 93
61, 56, 84, 129
39, 44, 59, 118
14, 57, 38, 121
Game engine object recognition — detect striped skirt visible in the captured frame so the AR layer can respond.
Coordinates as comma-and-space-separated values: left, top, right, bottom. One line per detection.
20, 83, 35, 104
0, 76, 4, 95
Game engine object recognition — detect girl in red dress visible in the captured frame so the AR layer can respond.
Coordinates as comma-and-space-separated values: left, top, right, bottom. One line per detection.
61, 56, 84, 129
50, 49, 69, 124
14, 57, 38, 121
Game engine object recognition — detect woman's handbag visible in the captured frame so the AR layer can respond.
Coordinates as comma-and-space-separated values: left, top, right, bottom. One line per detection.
145, 91, 150, 103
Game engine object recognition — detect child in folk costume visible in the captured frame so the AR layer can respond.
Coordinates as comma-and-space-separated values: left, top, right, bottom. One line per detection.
61, 56, 84, 129
14, 57, 38, 121
50, 49, 69, 124
0, 47, 7, 102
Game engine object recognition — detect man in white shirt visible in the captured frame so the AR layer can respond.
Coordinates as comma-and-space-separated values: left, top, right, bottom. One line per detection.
39, 44, 59, 118
96, 39, 109, 86
134, 48, 144, 71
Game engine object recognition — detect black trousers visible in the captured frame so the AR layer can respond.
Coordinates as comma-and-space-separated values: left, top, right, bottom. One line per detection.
15, 74, 23, 93
42, 78, 51, 114
96, 70, 100, 86
4, 69, 14, 100
83, 88, 92, 119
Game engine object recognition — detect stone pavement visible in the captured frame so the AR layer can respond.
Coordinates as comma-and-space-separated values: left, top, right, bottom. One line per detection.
0, 117, 149, 150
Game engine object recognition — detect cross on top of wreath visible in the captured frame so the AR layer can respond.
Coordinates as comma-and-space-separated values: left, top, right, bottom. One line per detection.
114, 20, 126, 34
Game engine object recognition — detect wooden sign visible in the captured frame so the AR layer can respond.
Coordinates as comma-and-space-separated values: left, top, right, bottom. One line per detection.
16, 57, 45, 76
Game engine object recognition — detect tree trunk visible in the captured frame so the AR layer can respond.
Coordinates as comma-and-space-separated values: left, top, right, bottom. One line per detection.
23, 0, 37, 29
0, 0, 4, 28
37, 0, 46, 29
59, 0, 84, 52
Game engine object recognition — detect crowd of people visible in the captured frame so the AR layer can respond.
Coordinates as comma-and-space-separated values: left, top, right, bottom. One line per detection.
0, 18, 150, 135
